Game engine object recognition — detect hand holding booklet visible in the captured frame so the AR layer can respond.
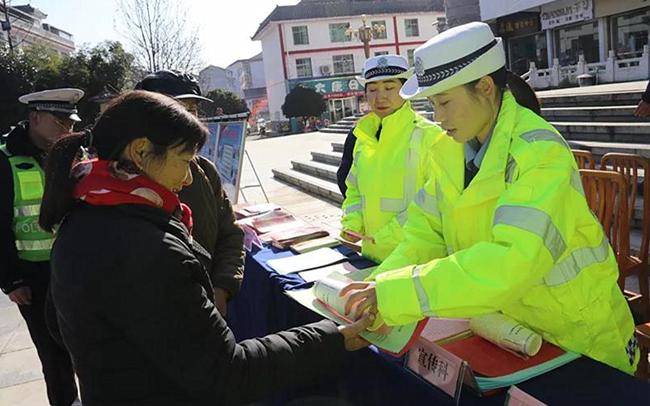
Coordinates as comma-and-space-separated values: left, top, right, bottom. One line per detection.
286, 266, 427, 357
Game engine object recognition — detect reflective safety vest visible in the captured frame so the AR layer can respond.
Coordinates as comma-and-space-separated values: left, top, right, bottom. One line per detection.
341, 101, 446, 263
0, 144, 54, 262
374, 91, 638, 374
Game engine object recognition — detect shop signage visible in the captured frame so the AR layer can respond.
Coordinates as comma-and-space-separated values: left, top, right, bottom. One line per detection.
595, 0, 650, 18
496, 12, 541, 37
287, 75, 364, 99
541, 0, 593, 30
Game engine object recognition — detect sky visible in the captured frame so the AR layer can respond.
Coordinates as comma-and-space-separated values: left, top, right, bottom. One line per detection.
20, 0, 300, 69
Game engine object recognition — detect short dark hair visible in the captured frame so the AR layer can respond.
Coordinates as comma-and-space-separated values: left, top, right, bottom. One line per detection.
40, 90, 208, 231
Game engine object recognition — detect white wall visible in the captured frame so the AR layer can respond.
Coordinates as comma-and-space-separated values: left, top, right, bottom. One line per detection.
225, 62, 245, 98
199, 66, 229, 94
249, 59, 267, 89
260, 28, 287, 121
480, 0, 554, 21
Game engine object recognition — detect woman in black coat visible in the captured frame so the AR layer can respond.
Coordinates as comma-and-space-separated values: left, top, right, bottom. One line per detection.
40, 91, 372, 406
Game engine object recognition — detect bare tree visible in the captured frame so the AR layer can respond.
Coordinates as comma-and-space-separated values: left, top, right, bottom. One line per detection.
117, 0, 202, 73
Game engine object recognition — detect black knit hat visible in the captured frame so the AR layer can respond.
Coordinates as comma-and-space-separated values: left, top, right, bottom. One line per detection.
134, 70, 212, 102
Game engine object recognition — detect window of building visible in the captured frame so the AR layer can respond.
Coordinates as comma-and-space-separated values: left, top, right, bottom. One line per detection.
555, 21, 599, 65
371, 20, 387, 39
292, 26, 309, 45
612, 8, 650, 59
375, 51, 389, 56
333, 54, 355, 74
508, 32, 548, 75
407, 49, 415, 66
295, 58, 313, 78
405, 18, 420, 37
329, 22, 351, 43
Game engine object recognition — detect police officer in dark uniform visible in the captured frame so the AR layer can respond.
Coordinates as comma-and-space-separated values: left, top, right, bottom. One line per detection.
0, 88, 81, 406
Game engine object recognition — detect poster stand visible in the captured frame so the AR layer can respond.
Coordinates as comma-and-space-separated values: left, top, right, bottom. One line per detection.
239, 149, 269, 203
200, 112, 267, 204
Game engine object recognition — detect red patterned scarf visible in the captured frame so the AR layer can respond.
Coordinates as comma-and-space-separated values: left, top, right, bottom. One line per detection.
71, 159, 193, 232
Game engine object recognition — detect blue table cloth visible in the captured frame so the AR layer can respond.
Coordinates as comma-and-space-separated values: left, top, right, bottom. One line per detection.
226, 246, 650, 405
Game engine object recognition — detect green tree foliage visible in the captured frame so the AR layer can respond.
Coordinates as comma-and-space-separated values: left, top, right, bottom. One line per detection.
200, 88, 249, 117
0, 41, 136, 133
281, 86, 326, 118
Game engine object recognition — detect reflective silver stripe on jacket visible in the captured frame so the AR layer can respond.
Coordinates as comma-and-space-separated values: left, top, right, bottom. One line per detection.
344, 204, 362, 215
346, 172, 358, 189
543, 237, 611, 286
520, 129, 570, 150
379, 128, 424, 218
493, 205, 567, 261
413, 265, 435, 317
414, 188, 440, 217
570, 170, 585, 196
15, 239, 54, 251
14, 204, 41, 217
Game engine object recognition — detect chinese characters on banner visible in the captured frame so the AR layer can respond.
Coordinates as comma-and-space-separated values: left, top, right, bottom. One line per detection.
541, 0, 593, 30
496, 12, 541, 38
288, 76, 364, 100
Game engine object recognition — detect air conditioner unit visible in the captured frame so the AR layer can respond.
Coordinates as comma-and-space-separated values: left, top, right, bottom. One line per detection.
319, 65, 331, 76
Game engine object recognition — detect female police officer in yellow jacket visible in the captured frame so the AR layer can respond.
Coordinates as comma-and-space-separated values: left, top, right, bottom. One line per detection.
341, 55, 445, 263
342, 22, 639, 374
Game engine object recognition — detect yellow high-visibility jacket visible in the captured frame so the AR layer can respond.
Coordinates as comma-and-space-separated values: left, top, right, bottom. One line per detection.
374, 91, 638, 374
341, 101, 446, 263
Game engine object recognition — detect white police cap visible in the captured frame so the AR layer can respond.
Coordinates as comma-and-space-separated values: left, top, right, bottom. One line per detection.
19, 88, 85, 122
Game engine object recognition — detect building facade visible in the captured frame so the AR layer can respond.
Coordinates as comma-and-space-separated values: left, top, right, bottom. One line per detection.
480, 0, 650, 88
225, 53, 269, 120
199, 65, 230, 95
199, 53, 269, 121
0, 4, 75, 55
253, 0, 445, 127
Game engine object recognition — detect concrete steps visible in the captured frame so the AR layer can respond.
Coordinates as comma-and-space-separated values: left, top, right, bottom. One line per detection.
291, 160, 338, 182
272, 168, 343, 204
538, 91, 644, 108
568, 140, 650, 160
542, 106, 645, 122
332, 142, 344, 153
411, 98, 432, 111
320, 127, 351, 134
552, 122, 650, 144
311, 151, 342, 166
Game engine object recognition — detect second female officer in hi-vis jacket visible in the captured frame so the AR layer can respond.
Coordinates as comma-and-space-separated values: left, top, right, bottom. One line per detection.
340, 55, 446, 264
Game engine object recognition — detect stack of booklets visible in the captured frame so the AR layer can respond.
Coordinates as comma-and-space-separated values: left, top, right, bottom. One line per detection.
412, 317, 581, 395
233, 203, 281, 220
285, 265, 427, 357
236, 208, 330, 249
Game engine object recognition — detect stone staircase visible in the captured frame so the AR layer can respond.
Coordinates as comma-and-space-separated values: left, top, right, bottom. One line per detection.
537, 90, 650, 159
